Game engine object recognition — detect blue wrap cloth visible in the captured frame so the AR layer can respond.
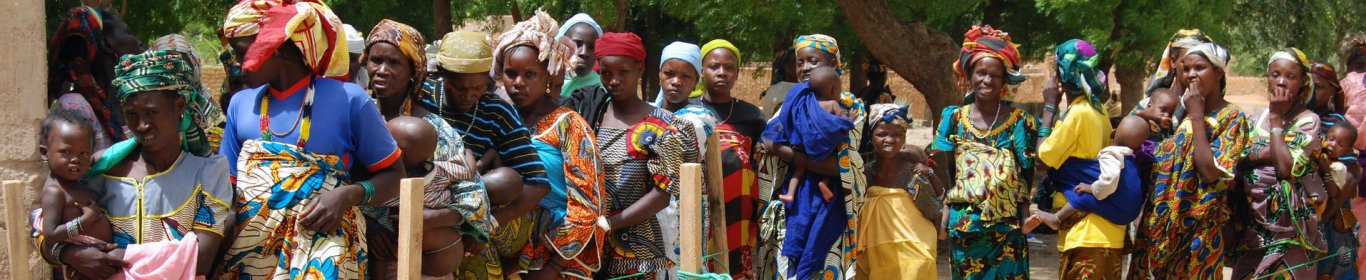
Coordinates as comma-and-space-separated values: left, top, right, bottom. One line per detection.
760, 81, 853, 160
532, 139, 568, 229
1048, 157, 1143, 224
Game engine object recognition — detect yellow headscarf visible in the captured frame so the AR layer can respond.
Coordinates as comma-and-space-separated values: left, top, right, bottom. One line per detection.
437, 31, 494, 74
691, 39, 742, 98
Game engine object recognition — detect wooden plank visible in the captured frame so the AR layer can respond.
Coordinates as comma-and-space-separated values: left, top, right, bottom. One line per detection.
679, 163, 704, 274
397, 178, 424, 279
703, 133, 730, 272
4, 180, 31, 280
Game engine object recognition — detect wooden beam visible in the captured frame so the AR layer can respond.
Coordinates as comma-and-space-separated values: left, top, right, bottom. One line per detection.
703, 133, 729, 272
397, 178, 424, 279
4, 180, 31, 280
679, 163, 704, 274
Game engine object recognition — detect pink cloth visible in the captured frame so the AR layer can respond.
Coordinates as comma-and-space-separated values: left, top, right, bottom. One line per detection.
110, 233, 200, 280
1353, 197, 1366, 276
1341, 72, 1366, 149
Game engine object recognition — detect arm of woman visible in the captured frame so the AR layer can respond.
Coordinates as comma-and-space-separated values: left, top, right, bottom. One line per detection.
1264, 113, 1319, 179
609, 119, 691, 228
1185, 93, 1244, 182
607, 187, 670, 229
195, 156, 236, 275
302, 95, 408, 232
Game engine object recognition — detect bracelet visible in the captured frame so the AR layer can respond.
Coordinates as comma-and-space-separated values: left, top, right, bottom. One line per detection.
49, 243, 68, 266
1272, 127, 1285, 135
358, 180, 376, 206
1043, 104, 1059, 113
64, 216, 82, 238
596, 216, 612, 231
1038, 127, 1053, 138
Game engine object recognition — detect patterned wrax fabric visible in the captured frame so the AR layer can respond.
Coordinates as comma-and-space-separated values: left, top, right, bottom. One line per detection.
515, 107, 607, 279
598, 107, 697, 279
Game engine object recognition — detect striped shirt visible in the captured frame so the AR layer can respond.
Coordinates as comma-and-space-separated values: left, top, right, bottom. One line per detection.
432, 93, 550, 187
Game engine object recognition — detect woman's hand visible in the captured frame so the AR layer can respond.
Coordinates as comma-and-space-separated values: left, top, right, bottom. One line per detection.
1183, 81, 1206, 118
1042, 75, 1063, 106
1267, 85, 1293, 123
62, 243, 126, 279
300, 184, 363, 232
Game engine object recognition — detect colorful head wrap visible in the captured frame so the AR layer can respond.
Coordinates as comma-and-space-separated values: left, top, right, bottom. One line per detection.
555, 13, 602, 39
52, 6, 105, 67
793, 34, 841, 74
869, 103, 911, 128
954, 25, 1025, 101
1310, 61, 1341, 91
437, 31, 494, 74
151, 34, 203, 80
1186, 43, 1231, 72
1268, 47, 1314, 109
692, 39, 741, 97
1055, 39, 1108, 109
654, 42, 702, 105
1147, 29, 1214, 93
111, 50, 218, 157
51, 6, 127, 142
492, 9, 579, 79
361, 19, 428, 88
595, 32, 646, 63
241, 1, 350, 80
222, 0, 318, 38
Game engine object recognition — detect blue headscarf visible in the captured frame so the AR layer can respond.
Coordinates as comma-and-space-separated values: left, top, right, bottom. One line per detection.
653, 41, 703, 106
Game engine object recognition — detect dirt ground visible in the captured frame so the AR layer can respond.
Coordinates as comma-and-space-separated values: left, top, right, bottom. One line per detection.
198, 66, 1267, 280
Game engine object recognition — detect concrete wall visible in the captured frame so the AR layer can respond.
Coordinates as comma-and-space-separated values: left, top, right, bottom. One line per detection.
0, 0, 54, 278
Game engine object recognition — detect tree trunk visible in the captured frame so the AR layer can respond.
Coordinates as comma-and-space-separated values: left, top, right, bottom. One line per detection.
837, 0, 960, 124
1115, 64, 1145, 114
848, 52, 868, 95
434, 0, 452, 36
612, 0, 630, 31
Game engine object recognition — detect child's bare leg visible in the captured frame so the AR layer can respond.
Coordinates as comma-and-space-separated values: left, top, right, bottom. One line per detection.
1022, 205, 1044, 234
939, 204, 950, 240
1035, 204, 1082, 230
816, 178, 834, 201
780, 168, 804, 203
421, 228, 465, 276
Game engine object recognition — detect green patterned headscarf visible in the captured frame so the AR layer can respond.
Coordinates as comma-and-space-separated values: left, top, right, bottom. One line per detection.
1055, 39, 1107, 111
112, 49, 219, 157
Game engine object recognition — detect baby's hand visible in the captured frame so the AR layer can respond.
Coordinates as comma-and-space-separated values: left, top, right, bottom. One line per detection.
77, 200, 101, 218
1073, 183, 1093, 194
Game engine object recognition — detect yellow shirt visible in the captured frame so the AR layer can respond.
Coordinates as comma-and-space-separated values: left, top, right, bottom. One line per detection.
1038, 98, 1113, 168
1041, 97, 1124, 251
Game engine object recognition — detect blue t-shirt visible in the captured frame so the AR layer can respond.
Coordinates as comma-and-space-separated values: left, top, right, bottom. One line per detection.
220, 77, 401, 176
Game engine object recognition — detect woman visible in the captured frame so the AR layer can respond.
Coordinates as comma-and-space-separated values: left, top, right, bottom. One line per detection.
755, 34, 867, 280
43, 48, 233, 280
1129, 42, 1249, 279
147, 34, 227, 156
48, 5, 143, 151
360, 19, 496, 277
1131, 29, 1214, 118
696, 39, 766, 279
1034, 39, 1128, 279
857, 104, 939, 279
928, 25, 1036, 279
1308, 61, 1359, 279
490, 11, 607, 279
216, 2, 405, 279
593, 32, 697, 279
652, 41, 715, 271
1232, 48, 1327, 279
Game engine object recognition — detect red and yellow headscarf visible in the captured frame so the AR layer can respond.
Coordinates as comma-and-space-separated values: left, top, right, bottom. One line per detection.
238, 1, 349, 80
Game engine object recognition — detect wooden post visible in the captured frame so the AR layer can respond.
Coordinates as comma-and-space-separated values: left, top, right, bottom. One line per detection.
704, 133, 730, 272
4, 180, 31, 280
679, 163, 704, 274
397, 178, 424, 279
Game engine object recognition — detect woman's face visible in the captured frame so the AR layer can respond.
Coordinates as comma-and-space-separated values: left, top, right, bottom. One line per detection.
970, 57, 1007, 103
1267, 59, 1308, 111
441, 71, 492, 111
122, 91, 186, 155
1181, 53, 1223, 97
658, 59, 698, 104
703, 48, 739, 95
598, 56, 643, 101
796, 47, 833, 82
871, 122, 907, 159
1310, 74, 1336, 111
501, 46, 551, 109
366, 42, 415, 99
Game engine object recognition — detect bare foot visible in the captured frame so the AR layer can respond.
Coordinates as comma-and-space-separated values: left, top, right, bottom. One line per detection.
1021, 215, 1043, 234
817, 180, 834, 201
1036, 211, 1062, 230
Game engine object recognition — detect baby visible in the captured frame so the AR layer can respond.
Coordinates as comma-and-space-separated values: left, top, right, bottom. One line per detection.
775, 66, 850, 203
1026, 89, 1179, 232
36, 107, 115, 271
384, 116, 468, 276
1322, 121, 1362, 204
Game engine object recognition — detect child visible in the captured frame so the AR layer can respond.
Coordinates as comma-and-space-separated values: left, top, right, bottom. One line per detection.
1325, 121, 1362, 210
856, 104, 941, 279
382, 116, 468, 276
36, 107, 114, 265
774, 66, 851, 203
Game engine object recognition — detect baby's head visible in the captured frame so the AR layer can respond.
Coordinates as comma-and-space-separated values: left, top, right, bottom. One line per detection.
1326, 121, 1359, 158
387, 116, 438, 176
1114, 115, 1152, 151
808, 66, 841, 100
482, 167, 523, 206
1144, 88, 1179, 129
40, 107, 96, 181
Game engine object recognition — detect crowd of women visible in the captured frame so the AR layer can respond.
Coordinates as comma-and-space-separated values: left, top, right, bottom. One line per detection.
26, 0, 1366, 279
